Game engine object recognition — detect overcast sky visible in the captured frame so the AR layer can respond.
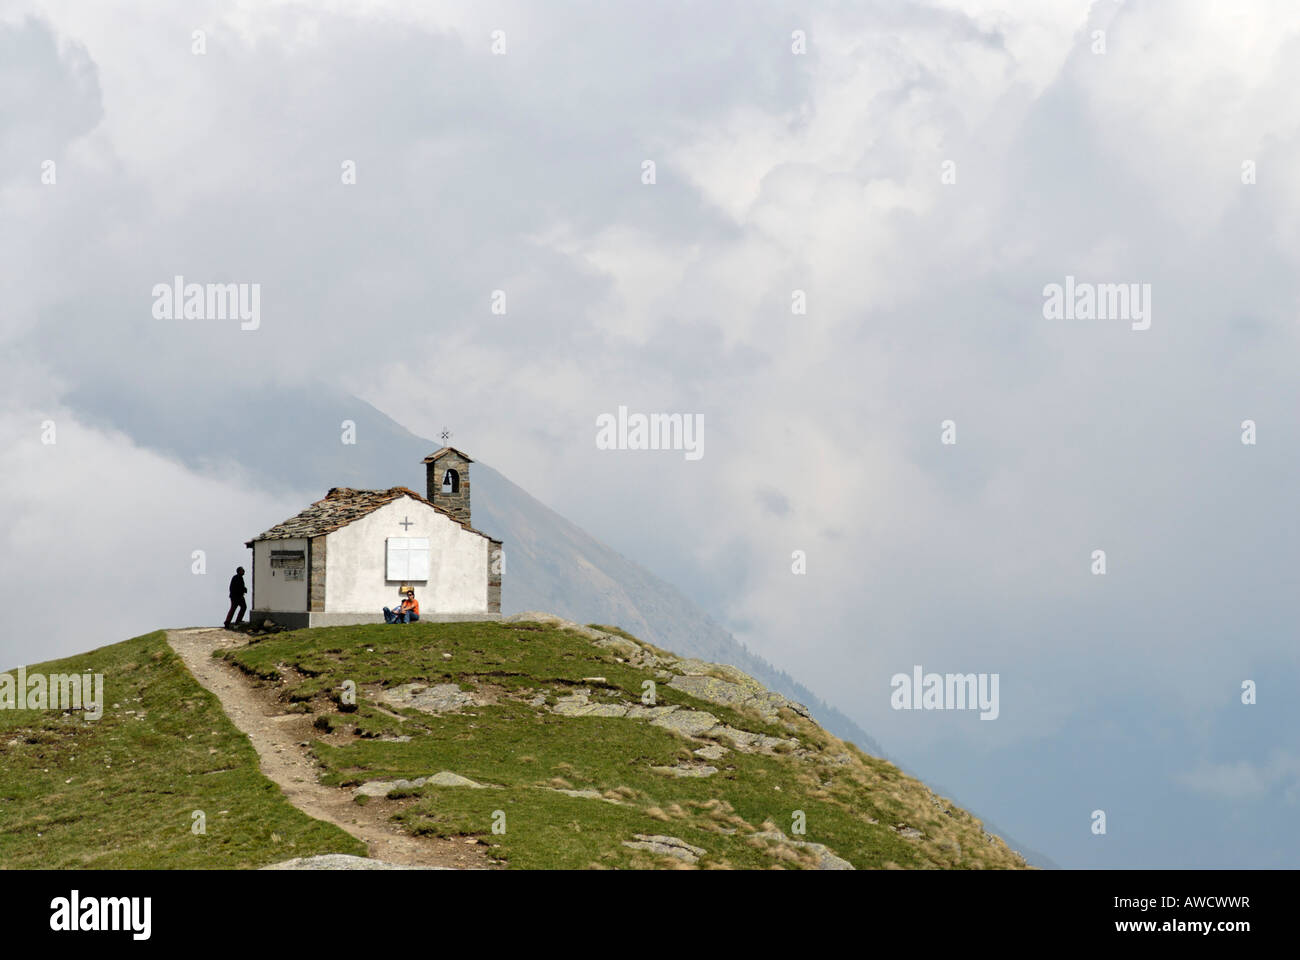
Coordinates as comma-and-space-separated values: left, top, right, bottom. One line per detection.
3, 0, 1300, 869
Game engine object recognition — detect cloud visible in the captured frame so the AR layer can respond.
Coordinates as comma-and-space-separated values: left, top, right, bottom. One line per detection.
0, 389, 305, 668
1179, 751, 1300, 805
11, 0, 1300, 734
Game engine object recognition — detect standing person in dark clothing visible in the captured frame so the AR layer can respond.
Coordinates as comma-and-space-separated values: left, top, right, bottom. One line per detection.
225, 566, 248, 627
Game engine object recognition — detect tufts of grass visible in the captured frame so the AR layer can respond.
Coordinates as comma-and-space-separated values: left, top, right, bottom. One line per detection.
0, 631, 364, 868
219, 620, 1028, 870
1, 620, 1029, 870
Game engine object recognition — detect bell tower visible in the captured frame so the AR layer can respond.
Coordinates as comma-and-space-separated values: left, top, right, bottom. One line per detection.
424, 447, 472, 525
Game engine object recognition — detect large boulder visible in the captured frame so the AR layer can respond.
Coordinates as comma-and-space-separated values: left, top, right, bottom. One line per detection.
379, 682, 479, 714
622, 835, 706, 863
667, 668, 812, 722
260, 854, 439, 870
752, 827, 855, 870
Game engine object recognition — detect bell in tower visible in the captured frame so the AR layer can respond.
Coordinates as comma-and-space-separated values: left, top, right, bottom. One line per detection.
424, 447, 472, 525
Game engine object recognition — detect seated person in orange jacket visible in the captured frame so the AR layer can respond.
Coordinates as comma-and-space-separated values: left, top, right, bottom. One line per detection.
383, 587, 420, 623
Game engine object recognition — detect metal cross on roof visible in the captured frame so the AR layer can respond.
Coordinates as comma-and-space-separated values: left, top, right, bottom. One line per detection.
399, 516, 413, 531
439, 428, 452, 443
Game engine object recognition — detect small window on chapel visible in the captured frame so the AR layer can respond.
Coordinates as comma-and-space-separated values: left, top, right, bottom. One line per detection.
387, 538, 430, 581
441, 468, 460, 493
270, 549, 306, 581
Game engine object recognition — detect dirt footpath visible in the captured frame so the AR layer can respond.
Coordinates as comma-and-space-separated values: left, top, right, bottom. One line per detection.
165, 627, 494, 869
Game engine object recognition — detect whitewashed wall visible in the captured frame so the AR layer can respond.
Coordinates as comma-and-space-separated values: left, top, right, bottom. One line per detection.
325, 497, 488, 613
252, 536, 309, 612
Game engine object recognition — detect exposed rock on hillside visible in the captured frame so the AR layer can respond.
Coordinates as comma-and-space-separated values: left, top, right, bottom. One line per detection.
212, 613, 1032, 870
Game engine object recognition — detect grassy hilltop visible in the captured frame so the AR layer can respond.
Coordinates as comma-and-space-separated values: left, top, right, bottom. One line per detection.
0, 630, 362, 868
0, 617, 1028, 869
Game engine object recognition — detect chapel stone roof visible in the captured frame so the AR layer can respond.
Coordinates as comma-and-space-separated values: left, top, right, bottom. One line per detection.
245, 486, 497, 546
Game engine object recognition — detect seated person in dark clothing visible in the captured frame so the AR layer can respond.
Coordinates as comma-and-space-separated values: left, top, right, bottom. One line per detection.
383, 587, 420, 623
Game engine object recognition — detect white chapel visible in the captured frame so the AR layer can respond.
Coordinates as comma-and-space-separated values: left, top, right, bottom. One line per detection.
245, 447, 502, 628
